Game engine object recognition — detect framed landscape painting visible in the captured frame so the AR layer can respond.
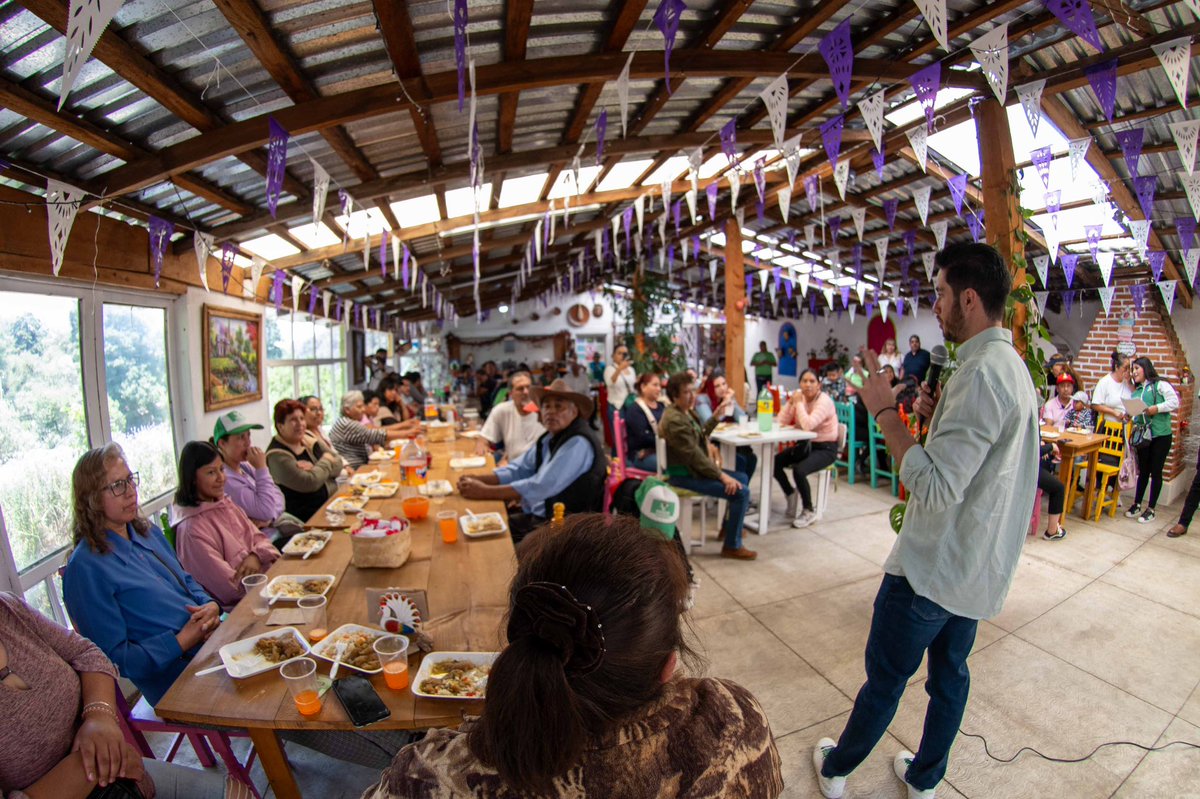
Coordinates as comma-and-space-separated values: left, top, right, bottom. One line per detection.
202, 305, 263, 411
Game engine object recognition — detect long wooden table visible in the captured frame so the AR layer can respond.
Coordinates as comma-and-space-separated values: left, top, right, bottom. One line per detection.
154, 438, 516, 799
1041, 425, 1107, 518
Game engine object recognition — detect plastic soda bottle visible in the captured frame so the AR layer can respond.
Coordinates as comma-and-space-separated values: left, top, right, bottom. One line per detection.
423, 396, 438, 421
399, 439, 427, 486
757, 385, 773, 432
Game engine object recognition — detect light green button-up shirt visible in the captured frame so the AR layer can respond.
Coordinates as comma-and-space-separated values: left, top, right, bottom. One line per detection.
886, 327, 1040, 620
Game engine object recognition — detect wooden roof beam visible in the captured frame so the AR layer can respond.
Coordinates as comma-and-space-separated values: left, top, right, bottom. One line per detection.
372, 0, 443, 167
496, 0, 536, 155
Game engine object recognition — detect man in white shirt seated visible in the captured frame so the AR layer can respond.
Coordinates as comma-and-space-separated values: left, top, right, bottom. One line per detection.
475, 371, 545, 462
561, 355, 592, 395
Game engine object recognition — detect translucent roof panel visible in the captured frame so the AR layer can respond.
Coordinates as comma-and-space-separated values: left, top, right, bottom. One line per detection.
239, 233, 300, 260
547, 166, 602, 198
498, 173, 549, 208
597, 159, 655, 191
337, 206, 391, 237
287, 222, 341, 249
444, 183, 493, 218
390, 195, 442, 226
640, 156, 690, 186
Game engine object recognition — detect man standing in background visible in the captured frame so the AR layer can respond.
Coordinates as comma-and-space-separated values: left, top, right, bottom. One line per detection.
750, 341, 777, 395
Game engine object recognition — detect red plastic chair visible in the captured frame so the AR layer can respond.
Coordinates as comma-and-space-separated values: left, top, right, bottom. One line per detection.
604, 414, 654, 513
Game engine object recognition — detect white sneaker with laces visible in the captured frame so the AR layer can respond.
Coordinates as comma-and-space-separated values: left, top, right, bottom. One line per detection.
793, 509, 816, 529
893, 751, 936, 799
812, 738, 845, 799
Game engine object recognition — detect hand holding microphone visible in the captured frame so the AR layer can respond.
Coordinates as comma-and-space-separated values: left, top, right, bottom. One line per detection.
916, 345, 949, 428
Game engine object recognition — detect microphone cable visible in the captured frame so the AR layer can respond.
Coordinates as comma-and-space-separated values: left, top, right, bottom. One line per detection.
959, 730, 1200, 764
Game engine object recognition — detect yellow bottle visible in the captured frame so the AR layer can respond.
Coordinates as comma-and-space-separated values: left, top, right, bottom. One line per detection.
551, 502, 565, 528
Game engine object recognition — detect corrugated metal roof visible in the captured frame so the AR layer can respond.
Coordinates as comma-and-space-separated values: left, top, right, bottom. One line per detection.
0, 0, 1197, 316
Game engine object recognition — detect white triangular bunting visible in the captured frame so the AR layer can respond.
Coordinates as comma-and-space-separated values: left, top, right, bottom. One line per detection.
58, 0, 123, 110
931, 219, 948, 251
685, 189, 698, 225
1043, 225, 1061, 265
1097, 251, 1114, 285
1129, 219, 1151, 258
1016, 79, 1046, 137
906, 125, 929, 172
635, 194, 645, 236
879, 297, 891, 322
912, 184, 931, 226
1033, 254, 1049, 286
849, 304, 857, 324
833, 160, 851, 200
610, 215, 620, 256
858, 89, 886, 152
969, 23, 1010, 106
322, 290, 332, 318
914, 0, 950, 52
922, 250, 937, 280
778, 187, 792, 221
783, 134, 803, 188
1097, 286, 1115, 315
291, 274, 304, 313
1181, 171, 1200, 220
855, 281, 867, 304
661, 178, 672, 211
1152, 37, 1191, 109
805, 224, 817, 251
362, 235, 370, 271
1067, 137, 1091, 181
1033, 290, 1048, 318
310, 159, 330, 234
798, 272, 811, 297
728, 170, 741, 212
1170, 120, 1200, 175
534, 220, 544, 260
193, 231, 214, 292
617, 51, 634, 136
249, 256, 267, 299
759, 269, 769, 291
391, 235, 401, 280
1158, 279, 1177, 312
657, 214, 668, 248
760, 73, 790, 152
851, 206, 866, 241
1185, 248, 1200, 285
822, 285, 835, 309
594, 227, 603, 261
872, 235, 889, 266
45, 179, 86, 277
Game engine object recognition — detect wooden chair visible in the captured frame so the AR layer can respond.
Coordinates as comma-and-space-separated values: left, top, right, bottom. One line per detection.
603, 414, 653, 514
833, 401, 865, 484
867, 415, 899, 496
1090, 420, 1128, 521
655, 437, 710, 547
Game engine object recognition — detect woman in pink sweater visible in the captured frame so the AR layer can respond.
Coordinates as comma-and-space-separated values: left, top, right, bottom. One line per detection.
174, 441, 280, 611
775, 369, 840, 528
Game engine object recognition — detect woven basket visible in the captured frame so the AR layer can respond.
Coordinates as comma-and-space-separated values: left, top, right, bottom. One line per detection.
351, 529, 412, 568
425, 422, 455, 443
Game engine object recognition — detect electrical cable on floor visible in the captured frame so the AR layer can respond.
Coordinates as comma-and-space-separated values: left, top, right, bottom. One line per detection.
960, 730, 1200, 764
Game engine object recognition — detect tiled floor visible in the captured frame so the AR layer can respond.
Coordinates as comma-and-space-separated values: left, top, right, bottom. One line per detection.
151, 477, 1200, 798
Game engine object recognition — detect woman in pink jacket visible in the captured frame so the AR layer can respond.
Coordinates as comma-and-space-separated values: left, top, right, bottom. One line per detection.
774, 369, 840, 528
174, 441, 280, 611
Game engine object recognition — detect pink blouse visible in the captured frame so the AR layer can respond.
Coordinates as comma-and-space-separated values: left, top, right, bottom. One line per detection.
778, 392, 839, 443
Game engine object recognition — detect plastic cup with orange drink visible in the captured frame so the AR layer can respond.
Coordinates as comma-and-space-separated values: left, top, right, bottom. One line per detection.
373, 635, 410, 690
280, 658, 322, 716
298, 595, 327, 643
437, 510, 458, 544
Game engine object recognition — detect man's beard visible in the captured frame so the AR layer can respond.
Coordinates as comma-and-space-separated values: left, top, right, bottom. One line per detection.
939, 299, 965, 344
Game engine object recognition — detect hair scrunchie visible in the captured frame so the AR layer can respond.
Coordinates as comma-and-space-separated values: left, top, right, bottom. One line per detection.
507, 582, 606, 676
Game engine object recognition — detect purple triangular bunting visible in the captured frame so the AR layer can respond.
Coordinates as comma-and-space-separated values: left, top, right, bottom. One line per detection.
1115, 127, 1144, 178
909, 61, 941, 131
821, 114, 845, 165
1084, 58, 1119, 122
819, 18, 855, 110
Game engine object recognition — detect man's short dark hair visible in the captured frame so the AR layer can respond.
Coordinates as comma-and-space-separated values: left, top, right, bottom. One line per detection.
665, 372, 694, 402
822, 362, 840, 377
375, 348, 387, 356
934, 242, 1010, 321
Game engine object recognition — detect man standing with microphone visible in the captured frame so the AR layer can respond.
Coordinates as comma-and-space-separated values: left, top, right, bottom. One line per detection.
812, 243, 1039, 799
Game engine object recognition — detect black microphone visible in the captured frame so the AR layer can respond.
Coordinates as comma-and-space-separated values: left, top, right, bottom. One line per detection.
918, 345, 949, 429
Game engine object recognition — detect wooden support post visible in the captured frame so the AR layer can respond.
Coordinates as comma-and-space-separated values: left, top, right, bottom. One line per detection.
975, 98, 1027, 349
724, 217, 746, 406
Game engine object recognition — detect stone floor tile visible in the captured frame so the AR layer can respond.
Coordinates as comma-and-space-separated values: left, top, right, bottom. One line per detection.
1020, 519, 1146, 579
1111, 717, 1200, 799
988, 554, 1093, 632
1100, 542, 1200, 619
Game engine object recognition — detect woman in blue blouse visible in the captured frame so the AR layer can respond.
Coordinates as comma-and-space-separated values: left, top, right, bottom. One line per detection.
63, 443, 220, 706
623, 373, 665, 472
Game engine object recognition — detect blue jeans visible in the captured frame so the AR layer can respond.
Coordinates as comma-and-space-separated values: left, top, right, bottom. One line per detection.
736, 447, 757, 482
668, 469, 750, 550
629, 453, 658, 473
823, 574, 978, 791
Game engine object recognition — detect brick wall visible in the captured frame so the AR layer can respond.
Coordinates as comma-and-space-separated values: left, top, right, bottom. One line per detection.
1072, 279, 1194, 481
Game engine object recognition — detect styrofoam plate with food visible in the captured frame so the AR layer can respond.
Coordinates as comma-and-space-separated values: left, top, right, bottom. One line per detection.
261, 574, 335, 602
281, 531, 332, 557
218, 627, 310, 679
460, 512, 507, 539
411, 652, 496, 699
311, 624, 387, 674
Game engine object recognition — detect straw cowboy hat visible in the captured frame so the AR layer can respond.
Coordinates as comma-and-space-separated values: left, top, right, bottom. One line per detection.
532, 378, 594, 418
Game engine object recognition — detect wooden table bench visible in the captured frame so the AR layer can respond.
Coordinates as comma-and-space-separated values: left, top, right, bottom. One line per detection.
154, 438, 515, 799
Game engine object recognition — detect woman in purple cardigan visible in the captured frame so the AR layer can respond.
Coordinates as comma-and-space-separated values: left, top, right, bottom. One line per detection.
212, 410, 287, 544
173, 441, 280, 612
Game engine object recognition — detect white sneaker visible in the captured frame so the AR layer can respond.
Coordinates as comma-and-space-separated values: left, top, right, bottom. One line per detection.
793, 509, 816, 529
893, 750, 936, 799
812, 738, 845, 799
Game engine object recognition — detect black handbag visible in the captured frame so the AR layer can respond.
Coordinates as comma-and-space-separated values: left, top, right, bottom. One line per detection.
88, 779, 144, 799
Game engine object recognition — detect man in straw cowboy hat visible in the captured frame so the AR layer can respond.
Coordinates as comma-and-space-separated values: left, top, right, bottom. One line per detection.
459, 379, 606, 544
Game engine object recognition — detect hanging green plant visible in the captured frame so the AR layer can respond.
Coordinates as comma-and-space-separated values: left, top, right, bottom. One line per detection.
606, 272, 687, 376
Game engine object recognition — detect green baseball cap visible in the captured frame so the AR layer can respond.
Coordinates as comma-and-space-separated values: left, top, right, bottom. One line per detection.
635, 477, 680, 541
213, 410, 264, 443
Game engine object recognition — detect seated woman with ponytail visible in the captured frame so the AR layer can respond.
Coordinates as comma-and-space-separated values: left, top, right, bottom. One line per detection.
362, 513, 783, 799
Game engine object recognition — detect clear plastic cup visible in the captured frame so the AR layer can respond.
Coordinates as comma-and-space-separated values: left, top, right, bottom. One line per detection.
437, 510, 458, 544
373, 635, 410, 690
280, 657, 322, 716
298, 595, 327, 643
241, 574, 269, 616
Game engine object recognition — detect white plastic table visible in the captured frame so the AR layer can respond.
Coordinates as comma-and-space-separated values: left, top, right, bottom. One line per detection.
710, 422, 816, 534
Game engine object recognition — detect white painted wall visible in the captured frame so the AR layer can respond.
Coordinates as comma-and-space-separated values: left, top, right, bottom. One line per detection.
171, 288, 274, 449
450, 292, 617, 367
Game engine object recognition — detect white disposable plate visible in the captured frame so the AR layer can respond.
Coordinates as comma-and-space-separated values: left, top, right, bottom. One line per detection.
459, 512, 507, 539
327, 495, 368, 512
281, 530, 332, 557
363, 481, 400, 498
449, 456, 487, 469
1041, 431, 1060, 439
411, 651, 497, 700
417, 479, 454, 497
262, 574, 335, 602
367, 451, 393, 462
218, 627, 310, 679
311, 623, 387, 674
350, 471, 383, 486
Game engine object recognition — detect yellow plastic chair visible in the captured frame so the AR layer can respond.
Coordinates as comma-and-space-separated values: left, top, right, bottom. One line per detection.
1090, 420, 1128, 521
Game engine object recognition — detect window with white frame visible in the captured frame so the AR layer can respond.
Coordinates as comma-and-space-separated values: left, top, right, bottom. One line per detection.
0, 280, 180, 624
265, 308, 346, 410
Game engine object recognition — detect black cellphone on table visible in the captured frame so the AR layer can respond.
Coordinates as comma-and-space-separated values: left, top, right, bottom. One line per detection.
333, 675, 391, 727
